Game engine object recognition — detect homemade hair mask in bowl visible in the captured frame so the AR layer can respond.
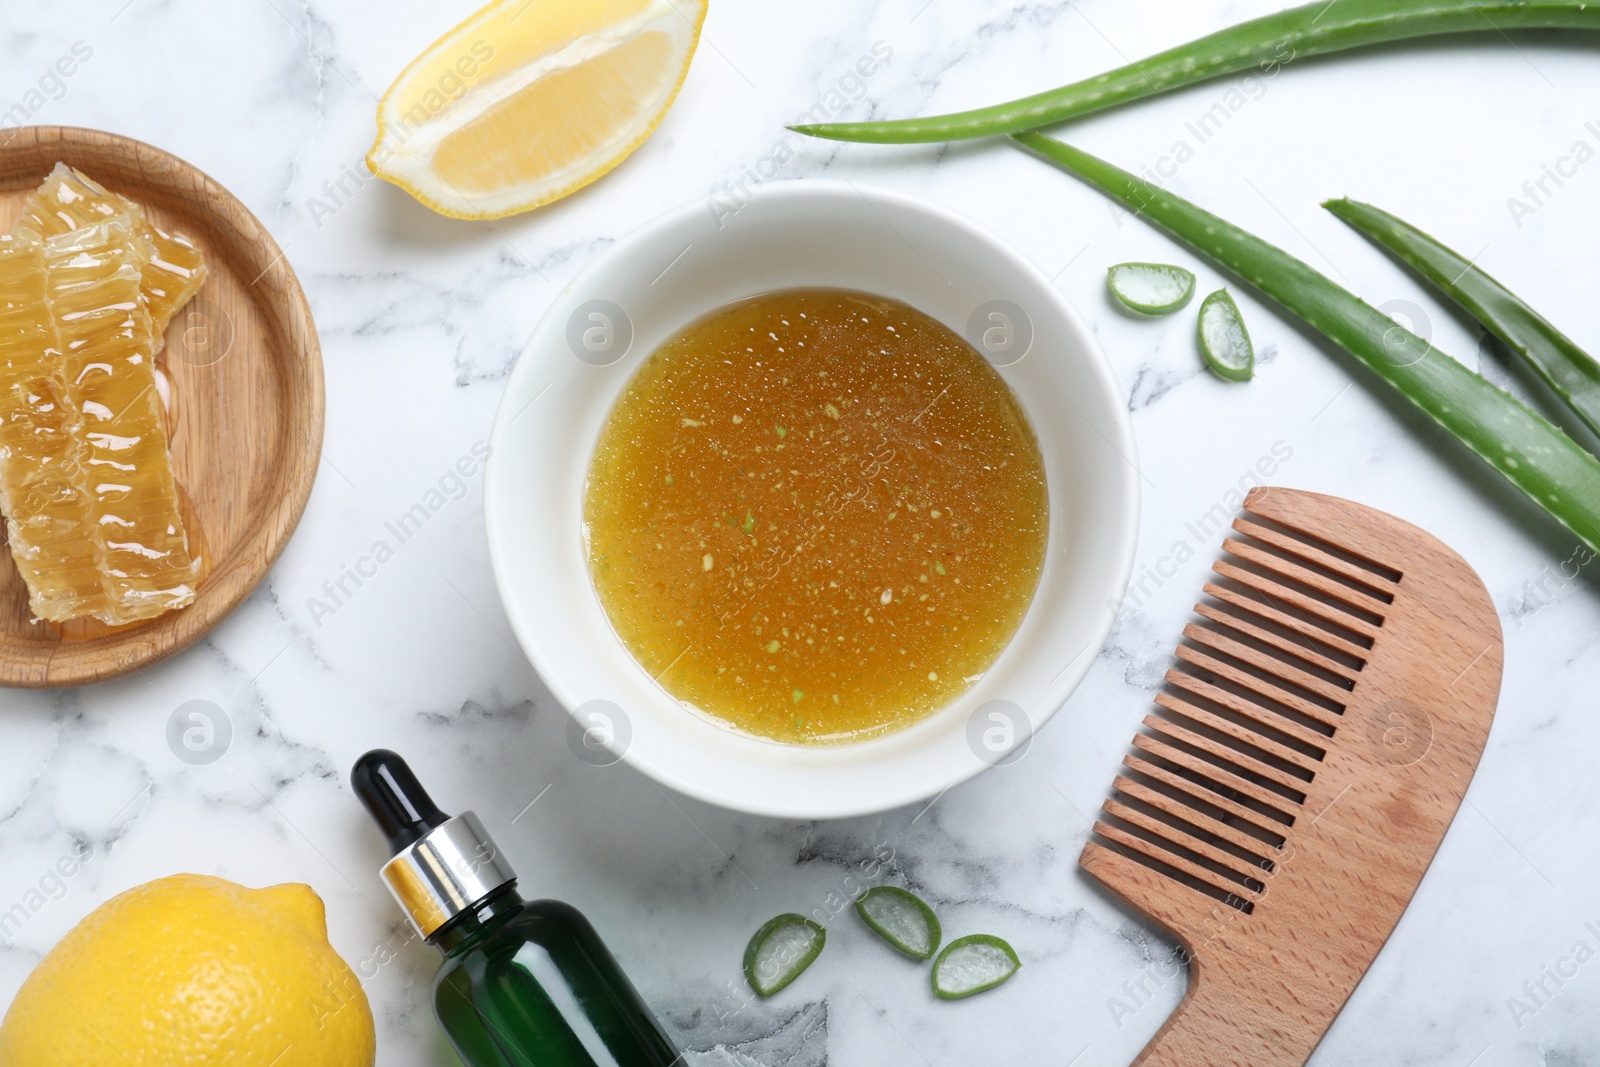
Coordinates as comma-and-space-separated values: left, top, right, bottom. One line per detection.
583, 287, 1049, 744
486, 181, 1137, 818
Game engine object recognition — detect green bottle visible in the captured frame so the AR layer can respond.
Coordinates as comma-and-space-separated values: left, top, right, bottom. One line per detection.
353, 750, 681, 1067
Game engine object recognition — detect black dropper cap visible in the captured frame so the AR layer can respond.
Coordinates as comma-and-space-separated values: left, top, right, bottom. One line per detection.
352, 749, 452, 854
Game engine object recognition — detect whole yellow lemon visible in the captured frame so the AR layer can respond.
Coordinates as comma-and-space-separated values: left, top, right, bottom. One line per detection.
0, 873, 375, 1066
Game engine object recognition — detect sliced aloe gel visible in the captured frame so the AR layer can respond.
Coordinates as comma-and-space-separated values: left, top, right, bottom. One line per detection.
855, 886, 942, 960
1107, 262, 1196, 314
930, 934, 1021, 1000
1198, 288, 1254, 381
743, 913, 825, 997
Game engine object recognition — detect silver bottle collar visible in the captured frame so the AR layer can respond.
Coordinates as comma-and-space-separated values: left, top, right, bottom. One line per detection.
379, 811, 517, 938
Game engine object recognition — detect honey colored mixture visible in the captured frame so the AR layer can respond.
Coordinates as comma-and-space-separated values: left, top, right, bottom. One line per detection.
583, 289, 1048, 743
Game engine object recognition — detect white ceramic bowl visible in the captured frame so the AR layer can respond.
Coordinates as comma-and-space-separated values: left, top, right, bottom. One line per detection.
486, 180, 1137, 819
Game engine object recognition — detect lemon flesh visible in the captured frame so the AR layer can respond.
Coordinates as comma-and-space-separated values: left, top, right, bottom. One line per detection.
370, 0, 705, 219
0, 873, 375, 1067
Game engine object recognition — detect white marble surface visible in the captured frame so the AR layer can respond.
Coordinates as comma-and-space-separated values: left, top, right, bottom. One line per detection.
3, 1, 1600, 1063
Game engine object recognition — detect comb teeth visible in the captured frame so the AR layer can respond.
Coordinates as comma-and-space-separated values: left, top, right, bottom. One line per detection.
1092, 505, 1405, 915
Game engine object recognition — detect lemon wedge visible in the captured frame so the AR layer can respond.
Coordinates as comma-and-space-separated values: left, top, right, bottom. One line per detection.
369, 0, 705, 219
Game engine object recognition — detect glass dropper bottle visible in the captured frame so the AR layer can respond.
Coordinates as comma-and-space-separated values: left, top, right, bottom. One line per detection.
352, 749, 681, 1067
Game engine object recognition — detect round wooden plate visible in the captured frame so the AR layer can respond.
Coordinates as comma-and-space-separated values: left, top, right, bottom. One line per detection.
0, 127, 322, 687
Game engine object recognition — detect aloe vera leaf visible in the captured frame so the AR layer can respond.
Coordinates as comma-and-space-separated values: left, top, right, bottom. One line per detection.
855, 886, 942, 960
794, 0, 1600, 144
743, 913, 825, 996
1108, 262, 1196, 314
930, 934, 1021, 1000
1324, 197, 1600, 443
1198, 289, 1255, 381
1012, 131, 1600, 553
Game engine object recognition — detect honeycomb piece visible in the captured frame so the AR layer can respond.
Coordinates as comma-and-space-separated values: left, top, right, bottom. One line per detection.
13, 163, 208, 353
0, 220, 198, 624
0, 235, 102, 621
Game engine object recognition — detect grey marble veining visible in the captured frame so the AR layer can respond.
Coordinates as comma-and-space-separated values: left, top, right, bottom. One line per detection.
2, 0, 1600, 1063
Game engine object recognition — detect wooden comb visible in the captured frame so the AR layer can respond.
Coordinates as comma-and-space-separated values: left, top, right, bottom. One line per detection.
1082, 487, 1502, 1066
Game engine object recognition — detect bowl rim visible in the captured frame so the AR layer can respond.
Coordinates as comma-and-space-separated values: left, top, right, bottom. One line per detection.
486, 178, 1139, 818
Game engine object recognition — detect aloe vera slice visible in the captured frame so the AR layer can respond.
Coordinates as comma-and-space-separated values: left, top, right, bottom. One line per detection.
1325, 197, 1600, 443
794, 0, 1600, 144
930, 934, 1021, 1000
743, 913, 825, 997
855, 886, 942, 960
1013, 132, 1600, 554
1108, 262, 1195, 315
1198, 289, 1254, 381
